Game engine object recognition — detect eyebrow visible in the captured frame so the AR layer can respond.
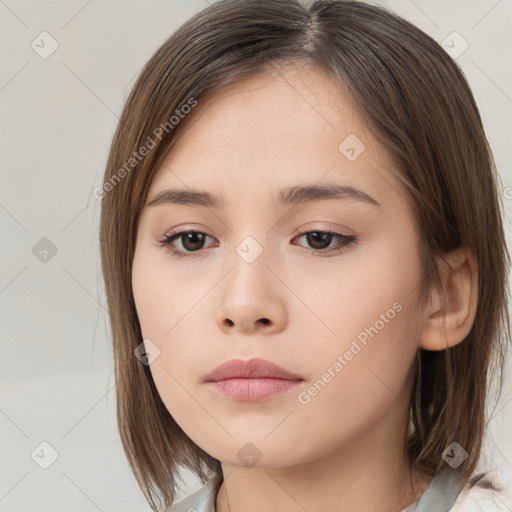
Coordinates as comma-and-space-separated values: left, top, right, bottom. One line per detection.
146, 183, 380, 209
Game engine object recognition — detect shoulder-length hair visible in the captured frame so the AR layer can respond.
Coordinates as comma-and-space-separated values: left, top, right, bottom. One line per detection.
99, 0, 510, 509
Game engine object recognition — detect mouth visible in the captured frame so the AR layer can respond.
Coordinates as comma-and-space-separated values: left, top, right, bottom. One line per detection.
204, 358, 304, 402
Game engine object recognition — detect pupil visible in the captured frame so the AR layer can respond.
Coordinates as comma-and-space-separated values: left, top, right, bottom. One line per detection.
307, 232, 331, 249
183, 232, 204, 251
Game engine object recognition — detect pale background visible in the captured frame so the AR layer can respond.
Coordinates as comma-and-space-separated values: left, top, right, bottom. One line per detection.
1, 0, 511, 510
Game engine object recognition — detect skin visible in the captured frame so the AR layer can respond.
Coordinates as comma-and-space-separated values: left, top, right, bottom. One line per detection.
131, 63, 478, 512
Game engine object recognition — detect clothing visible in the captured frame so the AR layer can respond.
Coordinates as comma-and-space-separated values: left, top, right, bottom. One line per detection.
166, 470, 511, 512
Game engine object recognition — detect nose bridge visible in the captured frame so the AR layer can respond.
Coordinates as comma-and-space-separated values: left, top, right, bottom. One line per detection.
227, 232, 272, 300
215, 229, 287, 334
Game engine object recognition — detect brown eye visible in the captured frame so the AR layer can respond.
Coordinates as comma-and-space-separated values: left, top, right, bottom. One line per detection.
293, 230, 356, 255
174, 232, 207, 251
159, 229, 216, 258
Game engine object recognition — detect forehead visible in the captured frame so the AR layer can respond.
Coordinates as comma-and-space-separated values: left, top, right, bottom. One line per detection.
147, 64, 404, 209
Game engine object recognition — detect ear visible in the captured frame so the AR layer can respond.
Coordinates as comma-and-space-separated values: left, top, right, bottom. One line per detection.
419, 247, 478, 351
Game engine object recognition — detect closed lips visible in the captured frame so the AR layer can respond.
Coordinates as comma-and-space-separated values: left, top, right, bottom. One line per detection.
204, 357, 303, 382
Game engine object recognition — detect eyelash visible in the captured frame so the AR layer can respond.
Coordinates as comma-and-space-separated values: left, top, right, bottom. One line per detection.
157, 228, 357, 259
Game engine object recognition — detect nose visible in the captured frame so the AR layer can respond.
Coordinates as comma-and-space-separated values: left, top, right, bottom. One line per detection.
216, 248, 287, 336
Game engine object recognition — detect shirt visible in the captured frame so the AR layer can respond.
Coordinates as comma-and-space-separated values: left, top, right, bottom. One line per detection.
166, 470, 512, 511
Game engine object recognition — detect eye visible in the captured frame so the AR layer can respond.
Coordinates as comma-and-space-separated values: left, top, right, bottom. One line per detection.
158, 229, 216, 259
292, 230, 356, 256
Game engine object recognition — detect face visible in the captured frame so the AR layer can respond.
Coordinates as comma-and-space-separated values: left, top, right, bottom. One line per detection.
131, 64, 426, 468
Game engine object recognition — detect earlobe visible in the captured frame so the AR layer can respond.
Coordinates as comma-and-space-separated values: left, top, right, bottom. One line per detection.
419, 247, 478, 351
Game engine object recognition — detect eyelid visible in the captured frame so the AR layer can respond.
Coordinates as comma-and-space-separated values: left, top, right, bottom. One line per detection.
161, 226, 217, 247
292, 222, 355, 237
163, 225, 215, 238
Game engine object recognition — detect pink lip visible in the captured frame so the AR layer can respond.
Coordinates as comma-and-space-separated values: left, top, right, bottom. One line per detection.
204, 358, 303, 402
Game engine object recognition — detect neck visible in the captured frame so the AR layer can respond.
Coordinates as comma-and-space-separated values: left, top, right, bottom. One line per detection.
215, 401, 432, 512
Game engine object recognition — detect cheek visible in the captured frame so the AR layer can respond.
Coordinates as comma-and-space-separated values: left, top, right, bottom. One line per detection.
286, 259, 422, 458
132, 253, 210, 436
132, 243, 198, 344
131, 245, 213, 392
291, 233, 423, 393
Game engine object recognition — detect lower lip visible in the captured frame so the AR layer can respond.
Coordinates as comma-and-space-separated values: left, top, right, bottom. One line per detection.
206, 378, 302, 402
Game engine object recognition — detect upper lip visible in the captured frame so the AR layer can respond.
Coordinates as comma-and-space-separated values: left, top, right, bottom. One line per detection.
204, 358, 303, 382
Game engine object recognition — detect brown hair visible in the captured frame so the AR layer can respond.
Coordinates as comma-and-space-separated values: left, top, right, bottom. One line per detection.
99, 0, 510, 509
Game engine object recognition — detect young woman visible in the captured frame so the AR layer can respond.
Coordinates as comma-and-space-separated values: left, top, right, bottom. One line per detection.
98, 1, 511, 510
